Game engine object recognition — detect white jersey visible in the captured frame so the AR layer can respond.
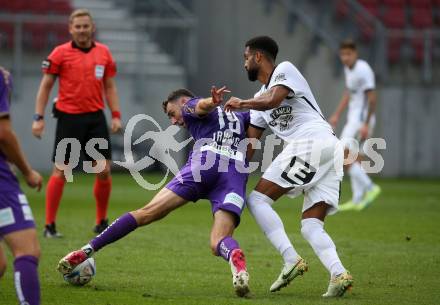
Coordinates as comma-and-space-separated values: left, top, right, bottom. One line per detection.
344, 59, 375, 122
250, 61, 333, 142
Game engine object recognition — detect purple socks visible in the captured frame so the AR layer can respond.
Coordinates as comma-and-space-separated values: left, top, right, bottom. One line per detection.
217, 236, 240, 261
14, 255, 40, 305
90, 213, 138, 251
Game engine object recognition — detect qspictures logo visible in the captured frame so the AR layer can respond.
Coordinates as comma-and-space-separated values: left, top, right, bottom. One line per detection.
54, 114, 386, 190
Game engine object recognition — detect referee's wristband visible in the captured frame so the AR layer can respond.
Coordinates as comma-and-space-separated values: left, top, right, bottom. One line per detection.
111, 111, 121, 119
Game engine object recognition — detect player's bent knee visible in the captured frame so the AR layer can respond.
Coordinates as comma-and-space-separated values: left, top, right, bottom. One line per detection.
300, 218, 322, 240
247, 191, 274, 212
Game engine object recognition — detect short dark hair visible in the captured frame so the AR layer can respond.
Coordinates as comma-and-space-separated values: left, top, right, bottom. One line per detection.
339, 39, 357, 51
245, 36, 279, 61
162, 88, 195, 113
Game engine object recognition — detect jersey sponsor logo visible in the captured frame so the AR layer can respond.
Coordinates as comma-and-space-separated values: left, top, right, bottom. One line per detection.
95, 65, 105, 79
41, 59, 51, 69
200, 142, 244, 162
22, 205, 34, 221
224, 192, 244, 210
0, 207, 15, 227
281, 156, 316, 186
274, 73, 287, 83
269, 106, 293, 131
18, 194, 28, 205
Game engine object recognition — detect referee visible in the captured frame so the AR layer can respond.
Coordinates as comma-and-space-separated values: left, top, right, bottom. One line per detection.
32, 9, 122, 237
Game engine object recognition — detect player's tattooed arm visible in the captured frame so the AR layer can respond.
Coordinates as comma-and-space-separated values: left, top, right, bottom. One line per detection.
195, 86, 230, 116
360, 89, 377, 140
224, 85, 290, 112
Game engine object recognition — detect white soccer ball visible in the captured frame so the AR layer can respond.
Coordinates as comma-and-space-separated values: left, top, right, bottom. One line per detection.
63, 258, 96, 286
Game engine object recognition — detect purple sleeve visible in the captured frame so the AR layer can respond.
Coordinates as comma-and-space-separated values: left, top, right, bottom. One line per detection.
181, 98, 203, 126
237, 111, 250, 130
0, 72, 11, 116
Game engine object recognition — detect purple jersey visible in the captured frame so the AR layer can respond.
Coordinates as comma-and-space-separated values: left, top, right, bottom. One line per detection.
182, 98, 250, 164
166, 98, 250, 222
0, 69, 20, 193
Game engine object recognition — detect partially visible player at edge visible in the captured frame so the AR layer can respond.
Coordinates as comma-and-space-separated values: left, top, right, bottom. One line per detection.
225, 36, 353, 297
32, 9, 122, 237
57, 87, 251, 297
329, 39, 381, 211
0, 67, 43, 305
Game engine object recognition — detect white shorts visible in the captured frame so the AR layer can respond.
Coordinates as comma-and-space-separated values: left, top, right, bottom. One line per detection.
340, 115, 376, 154
262, 135, 344, 215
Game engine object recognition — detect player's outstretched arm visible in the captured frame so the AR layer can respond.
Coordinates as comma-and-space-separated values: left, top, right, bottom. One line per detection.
32, 74, 56, 139
329, 89, 350, 129
224, 85, 290, 112
0, 117, 43, 191
195, 86, 230, 116
246, 126, 264, 161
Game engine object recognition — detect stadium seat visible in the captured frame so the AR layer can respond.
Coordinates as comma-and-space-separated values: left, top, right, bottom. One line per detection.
411, 8, 434, 29
408, 0, 432, 9
411, 36, 433, 64
336, 0, 349, 19
382, 0, 406, 8
50, 0, 73, 14
356, 13, 377, 41
0, 22, 14, 49
387, 35, 404, 63
27, 1, 51, 14
382, 6, 406, 28
24, 22, 49, 51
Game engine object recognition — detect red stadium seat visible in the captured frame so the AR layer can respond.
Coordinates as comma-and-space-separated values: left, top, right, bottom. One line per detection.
27, 1, 51, 14
407, 0, 431, 9
382, 6, 406, 28
0, 22, 14, 48
50, 0, 73, 14
358, 0, 379, 6
356, 13, 377, 41
411, 8, 433, 29
387, 35, 404, 63
411, 36, 433, 64
336, 0, 349, 19
382, 0, 406, 8
24, 22, 49, 51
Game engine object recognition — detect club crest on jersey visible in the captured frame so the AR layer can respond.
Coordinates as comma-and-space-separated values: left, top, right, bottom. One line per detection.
274, 73, 286, 83
183, 104, 195, 114
269, 106, 293, 131
95, 65, 105, 79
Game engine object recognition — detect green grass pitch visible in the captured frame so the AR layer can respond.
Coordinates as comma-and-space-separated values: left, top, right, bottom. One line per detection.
1, 173, 439, 305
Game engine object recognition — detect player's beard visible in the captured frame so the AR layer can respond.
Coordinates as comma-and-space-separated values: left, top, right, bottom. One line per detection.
247, 67, 259, 82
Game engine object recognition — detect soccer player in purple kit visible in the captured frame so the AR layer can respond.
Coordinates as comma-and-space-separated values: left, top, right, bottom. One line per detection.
58, 86, 251, 297
0, 66, 43, 305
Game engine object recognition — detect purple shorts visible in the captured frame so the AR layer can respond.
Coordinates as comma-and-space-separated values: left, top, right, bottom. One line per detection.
166, 157, 248, 225
0, 191, 35, 237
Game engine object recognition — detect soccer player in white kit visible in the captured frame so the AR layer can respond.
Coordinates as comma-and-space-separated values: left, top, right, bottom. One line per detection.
329, 40, 381, 211
225, 36, 353, 297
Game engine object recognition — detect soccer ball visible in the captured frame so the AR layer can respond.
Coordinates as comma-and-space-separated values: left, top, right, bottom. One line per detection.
63, 258, 96, 286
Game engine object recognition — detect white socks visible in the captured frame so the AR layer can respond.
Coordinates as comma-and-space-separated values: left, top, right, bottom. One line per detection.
348, 162, 373, 202
248, 191, 299, 265
301, 218, 346, 278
